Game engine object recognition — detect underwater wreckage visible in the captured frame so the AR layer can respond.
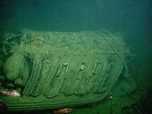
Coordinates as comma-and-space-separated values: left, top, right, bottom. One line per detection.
0, 29, 140, 113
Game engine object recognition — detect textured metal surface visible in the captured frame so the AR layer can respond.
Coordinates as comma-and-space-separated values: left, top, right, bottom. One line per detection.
2, 29, 130, 111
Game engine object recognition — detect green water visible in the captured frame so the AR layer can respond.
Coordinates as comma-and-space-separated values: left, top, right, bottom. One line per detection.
0, 0, 152, 114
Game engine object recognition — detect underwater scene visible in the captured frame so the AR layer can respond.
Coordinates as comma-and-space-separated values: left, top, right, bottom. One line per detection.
0, 0, 152, 114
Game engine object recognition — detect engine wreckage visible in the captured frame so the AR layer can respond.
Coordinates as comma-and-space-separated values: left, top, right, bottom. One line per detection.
0, 29, 139, 112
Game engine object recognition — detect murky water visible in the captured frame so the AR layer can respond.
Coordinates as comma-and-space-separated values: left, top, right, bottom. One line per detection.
0, 0, 151, 114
